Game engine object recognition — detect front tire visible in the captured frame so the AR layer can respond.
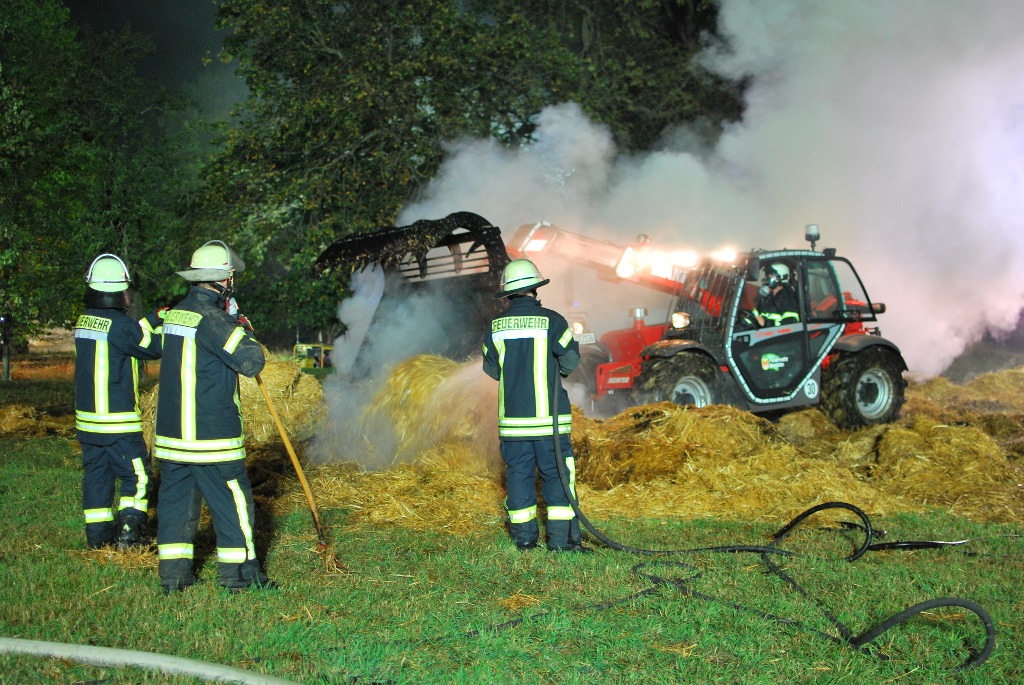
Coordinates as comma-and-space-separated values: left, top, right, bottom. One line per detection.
634, 352, 722, 407
572, 343, 612, 397
821, 347, 906, 429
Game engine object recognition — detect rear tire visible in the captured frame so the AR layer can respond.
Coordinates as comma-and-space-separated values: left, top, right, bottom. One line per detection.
634, 352, 722, 407
821, 347, 905, 429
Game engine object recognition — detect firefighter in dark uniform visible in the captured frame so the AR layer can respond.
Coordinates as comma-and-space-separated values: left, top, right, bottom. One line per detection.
74, 254, 163, 549
154, 240, 274, 593
754, 263, 800, 327
481, 259, 590, 553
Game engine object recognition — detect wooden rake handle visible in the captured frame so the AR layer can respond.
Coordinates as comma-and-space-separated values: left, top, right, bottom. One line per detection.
255, 373, 329, 546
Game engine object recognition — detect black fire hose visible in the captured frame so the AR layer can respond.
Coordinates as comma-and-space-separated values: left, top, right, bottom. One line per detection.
547, 374, 996, 670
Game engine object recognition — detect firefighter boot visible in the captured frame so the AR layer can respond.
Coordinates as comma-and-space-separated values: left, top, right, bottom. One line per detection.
221, 559, 278, 593
116, 512, 150, 550
86, 522, 116, 550
547, 518, 593, 554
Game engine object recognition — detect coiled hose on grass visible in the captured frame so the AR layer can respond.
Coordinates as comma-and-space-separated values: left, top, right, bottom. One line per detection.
548, 376, 996, 669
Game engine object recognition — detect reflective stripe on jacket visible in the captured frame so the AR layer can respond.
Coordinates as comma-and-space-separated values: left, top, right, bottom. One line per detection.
74, 308, 163, 442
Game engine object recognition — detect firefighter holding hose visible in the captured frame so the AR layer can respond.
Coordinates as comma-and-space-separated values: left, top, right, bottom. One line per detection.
154, 240, 275, 593
75, 254, 164, 550
482, 259, 591, 553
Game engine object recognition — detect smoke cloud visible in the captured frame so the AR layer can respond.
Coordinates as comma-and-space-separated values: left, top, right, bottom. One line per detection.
316, 0, 1024, 465
399, 0, 1024, 379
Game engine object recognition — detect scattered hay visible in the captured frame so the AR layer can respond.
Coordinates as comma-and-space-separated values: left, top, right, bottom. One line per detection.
498, 592, 542, 611
275, 358, 1024, 533
0, 404, 38, 434
76, 545, 158, 571
0, 404, 75, 437
574, 403, 779, 488
289, 463, 505, 535
909, 368, 1024, 414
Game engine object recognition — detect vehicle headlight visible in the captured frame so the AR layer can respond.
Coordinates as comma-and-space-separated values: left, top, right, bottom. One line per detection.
671, 312, 690, 329
571, 321, 585, 336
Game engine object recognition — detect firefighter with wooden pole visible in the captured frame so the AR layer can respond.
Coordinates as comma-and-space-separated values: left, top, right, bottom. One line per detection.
154, 240, 276, 593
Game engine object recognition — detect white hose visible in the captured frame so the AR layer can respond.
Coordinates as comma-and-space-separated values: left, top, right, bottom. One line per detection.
0, 637, 300, 685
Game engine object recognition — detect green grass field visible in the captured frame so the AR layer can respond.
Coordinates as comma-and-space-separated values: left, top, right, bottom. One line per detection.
1, 379, 1022, 684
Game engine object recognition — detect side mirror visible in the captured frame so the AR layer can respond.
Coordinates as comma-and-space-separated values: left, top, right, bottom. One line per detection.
872, 302, 886, 314
745, 259, 760, 282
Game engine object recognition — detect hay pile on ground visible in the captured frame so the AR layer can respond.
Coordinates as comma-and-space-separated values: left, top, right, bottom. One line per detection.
290, 463, 505, 535
296, 356, 1023, 535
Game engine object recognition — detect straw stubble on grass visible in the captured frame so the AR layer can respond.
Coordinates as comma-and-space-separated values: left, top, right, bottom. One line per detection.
3, 357, 1024, 682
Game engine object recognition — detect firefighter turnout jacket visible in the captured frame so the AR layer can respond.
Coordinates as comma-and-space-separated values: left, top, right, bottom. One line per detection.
482, 296, 580, 439
154, 286, 265, 462
74, 308, 163, 443
755, 284, 800, 327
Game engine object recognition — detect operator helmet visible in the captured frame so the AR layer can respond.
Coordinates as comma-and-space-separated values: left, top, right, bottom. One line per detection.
493, 259, 550, 299
765, 263, 790, 287
176, 240, 246, 282
86, 254, 131, 292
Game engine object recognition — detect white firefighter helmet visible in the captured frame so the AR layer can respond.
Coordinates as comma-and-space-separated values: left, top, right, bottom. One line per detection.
493, 258, 550, 299
766, 262, 790, 286
176, 240, 246, 282
86, 254, 131, 292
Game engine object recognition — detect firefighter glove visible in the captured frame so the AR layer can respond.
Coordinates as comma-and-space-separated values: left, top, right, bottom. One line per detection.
237, 314, 255, 335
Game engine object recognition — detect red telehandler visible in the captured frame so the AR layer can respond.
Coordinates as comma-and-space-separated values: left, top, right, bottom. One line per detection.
317, 215, 906, 428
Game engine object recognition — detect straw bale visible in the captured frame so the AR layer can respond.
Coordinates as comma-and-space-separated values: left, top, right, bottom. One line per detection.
353, 355, 500, 470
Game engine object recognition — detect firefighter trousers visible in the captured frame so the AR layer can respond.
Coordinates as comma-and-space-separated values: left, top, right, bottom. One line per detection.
80, 435, 151, 549
156, 459, 269, 590
500, 436, 580, 550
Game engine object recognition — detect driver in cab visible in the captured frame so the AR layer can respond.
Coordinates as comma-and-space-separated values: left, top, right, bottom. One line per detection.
753, 263, 800, 327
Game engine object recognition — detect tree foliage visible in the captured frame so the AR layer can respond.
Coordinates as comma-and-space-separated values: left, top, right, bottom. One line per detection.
0, 0, 199, 377
203, 0, 741, 343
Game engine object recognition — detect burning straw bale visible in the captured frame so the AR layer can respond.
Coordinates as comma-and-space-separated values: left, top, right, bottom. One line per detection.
348, 355, 500, 472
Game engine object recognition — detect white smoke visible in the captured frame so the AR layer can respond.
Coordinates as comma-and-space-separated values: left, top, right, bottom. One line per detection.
312, 264, 482, 466
399, 0, 1024, 379
315, 0, 1024, 464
